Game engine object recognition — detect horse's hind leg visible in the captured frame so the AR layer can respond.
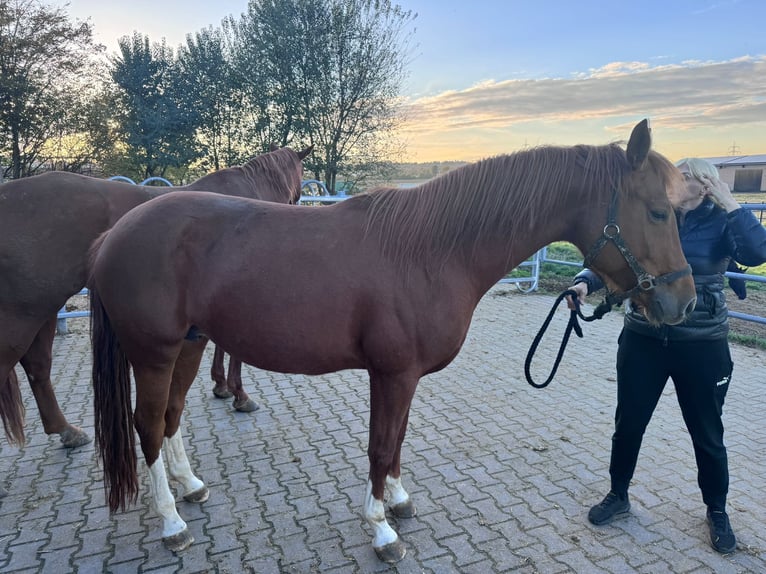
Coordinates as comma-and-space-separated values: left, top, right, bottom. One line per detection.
146, 448, 193, 552
227, 358, 259, 413
164, 339, 209, 503
132, 357, 193, 553
20, 317, 90, 448
364, 372, 419, 563
211, 345, 233, 399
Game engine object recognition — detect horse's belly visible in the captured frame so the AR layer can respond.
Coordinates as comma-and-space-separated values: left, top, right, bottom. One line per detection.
229, 339, 363, 376
209, 316, 365, 376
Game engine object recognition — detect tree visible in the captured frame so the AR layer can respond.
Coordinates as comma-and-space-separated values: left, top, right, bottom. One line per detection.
109, 32, 201, 179
302, 0, 415, 193
0, 0, 99, 179
232, 0, 416, 192
177, 27, 254, 171
224, 5, 298, 152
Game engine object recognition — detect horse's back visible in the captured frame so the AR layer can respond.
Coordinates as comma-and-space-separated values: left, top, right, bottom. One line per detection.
0, 175, 115, 309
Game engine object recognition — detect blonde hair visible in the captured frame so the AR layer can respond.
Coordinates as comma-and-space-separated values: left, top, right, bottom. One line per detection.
675, 157, 720, 182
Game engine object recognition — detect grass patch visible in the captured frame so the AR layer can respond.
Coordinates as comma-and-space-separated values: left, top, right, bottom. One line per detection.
728, 332, 766, 350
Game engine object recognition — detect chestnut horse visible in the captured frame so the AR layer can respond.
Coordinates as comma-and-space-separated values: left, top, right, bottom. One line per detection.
88, 120, 696, 562
0, 146, 311, 453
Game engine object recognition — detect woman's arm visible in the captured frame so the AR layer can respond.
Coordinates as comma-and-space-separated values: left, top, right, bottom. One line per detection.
727, 208, 766, 266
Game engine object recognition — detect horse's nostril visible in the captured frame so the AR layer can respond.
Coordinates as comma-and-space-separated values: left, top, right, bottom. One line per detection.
684, 297, 697, 317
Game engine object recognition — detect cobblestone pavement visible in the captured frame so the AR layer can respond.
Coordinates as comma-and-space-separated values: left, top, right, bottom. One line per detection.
1, 288, 764, 573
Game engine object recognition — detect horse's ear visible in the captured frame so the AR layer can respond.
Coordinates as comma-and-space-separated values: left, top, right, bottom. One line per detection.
298, 145, 314, 160
626, 119, 651, 170
269, 143, 279, 152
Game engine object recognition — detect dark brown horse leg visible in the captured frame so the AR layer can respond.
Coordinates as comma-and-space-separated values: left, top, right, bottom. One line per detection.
164, 338, 209, 503
227, 357, 259, 413
364, 372, 419, 563
211, 344, 233, 399
386, 407, 417, 518
19, 317, 91, 448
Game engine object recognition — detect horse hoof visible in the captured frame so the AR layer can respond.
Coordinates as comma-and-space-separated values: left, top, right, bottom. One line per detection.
212, 387, 233, 399
233, 398, 259, 413
183, 485, 209, 503
163, 528, 194, 553
374, 538, 407, 563
391, 499, 417, 518
59, 426, 92, 448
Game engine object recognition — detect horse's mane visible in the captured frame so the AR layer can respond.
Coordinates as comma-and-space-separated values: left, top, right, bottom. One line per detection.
360, 144, 675, 271
239, 147, 300, 183
190, 148, 302, 202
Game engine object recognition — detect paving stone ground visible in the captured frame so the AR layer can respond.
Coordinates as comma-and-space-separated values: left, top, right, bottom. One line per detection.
1, 287, 764, 573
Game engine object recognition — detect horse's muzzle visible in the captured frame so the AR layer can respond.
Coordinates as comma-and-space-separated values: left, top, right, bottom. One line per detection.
645, 290, 697, 326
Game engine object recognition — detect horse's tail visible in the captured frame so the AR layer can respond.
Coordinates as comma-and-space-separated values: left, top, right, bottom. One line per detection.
0, 368, 26, 445
89, 235, 138, 512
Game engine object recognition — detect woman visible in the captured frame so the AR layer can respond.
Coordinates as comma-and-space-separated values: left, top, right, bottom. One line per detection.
569, 157, 766, 553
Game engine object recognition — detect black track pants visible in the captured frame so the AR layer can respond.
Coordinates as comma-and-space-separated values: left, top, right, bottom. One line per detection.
609, 329, 732, 510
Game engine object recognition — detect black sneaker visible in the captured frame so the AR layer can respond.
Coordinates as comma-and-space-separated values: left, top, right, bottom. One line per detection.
588, 491, 630, 525
707, 509, 736, 554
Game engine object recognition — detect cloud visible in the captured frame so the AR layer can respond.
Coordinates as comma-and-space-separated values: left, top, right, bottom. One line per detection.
399, 56, 766, 141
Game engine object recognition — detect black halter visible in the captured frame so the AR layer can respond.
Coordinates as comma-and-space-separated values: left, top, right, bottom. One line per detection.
581, 184, 692, 310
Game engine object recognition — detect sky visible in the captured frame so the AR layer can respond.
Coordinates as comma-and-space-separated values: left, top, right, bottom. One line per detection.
64, 0, 766, 163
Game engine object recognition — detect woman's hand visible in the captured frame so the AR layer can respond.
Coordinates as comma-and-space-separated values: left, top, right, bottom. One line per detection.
701, 175, 740, 212
565, 282, 588, 310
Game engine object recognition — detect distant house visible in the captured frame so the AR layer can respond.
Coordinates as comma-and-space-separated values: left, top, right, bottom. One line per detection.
702, 155, 766, 193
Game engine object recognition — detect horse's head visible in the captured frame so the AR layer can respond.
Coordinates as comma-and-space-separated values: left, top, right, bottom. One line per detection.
252, 144, 314, 204
581, 119, 696, 325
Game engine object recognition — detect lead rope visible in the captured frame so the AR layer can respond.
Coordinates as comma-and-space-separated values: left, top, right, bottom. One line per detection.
524, 289, 613, 389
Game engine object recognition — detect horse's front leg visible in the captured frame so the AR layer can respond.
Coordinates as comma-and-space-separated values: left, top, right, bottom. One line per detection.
386, 407, 416, 518
211, 344, 232, 399
20, 317, 90, 447
365, 372, 419, 563
226, 357, 259, 413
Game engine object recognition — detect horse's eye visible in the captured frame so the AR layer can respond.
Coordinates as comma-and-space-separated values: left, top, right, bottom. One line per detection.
650, 209, 668, 222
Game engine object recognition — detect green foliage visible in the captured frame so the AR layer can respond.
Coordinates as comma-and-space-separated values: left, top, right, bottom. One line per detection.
229, 0, 416, 192
0, 0, 100, 178
728, 331, 766, 350
540, 242, 583, 278
109, 33, 202, 179
177, 26, 254, 171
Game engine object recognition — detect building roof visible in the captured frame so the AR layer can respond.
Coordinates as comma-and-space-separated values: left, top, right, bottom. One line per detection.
703, 155, 766, 167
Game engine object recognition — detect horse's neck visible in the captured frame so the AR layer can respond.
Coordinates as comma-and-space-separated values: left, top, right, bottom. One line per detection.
452, 181, 583, 296
465, 224, 570, 297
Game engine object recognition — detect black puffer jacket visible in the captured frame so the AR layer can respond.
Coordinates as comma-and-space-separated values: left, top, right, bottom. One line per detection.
575, 199, 766, 341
